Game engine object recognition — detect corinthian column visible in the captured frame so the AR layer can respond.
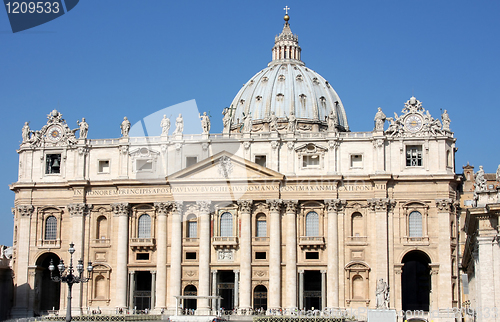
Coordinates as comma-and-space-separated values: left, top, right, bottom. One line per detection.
325, 199, 344, 308
197, 200, 212, 313
435, 199, 454, 310
154, 202, 170, 311
68, 203, 91, 314
168, 201, 183, 311
12, 205, 34, 317
267, 199, 282, 309
284, 200, 298, 309
237, 200, 252, 311
112, 203, 130, 309
368, 199, 395, 298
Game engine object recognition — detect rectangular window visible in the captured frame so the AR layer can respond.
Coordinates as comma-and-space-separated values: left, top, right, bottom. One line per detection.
303, 155, 320, 168
186, 156, 198, 168
255, 252, 266, 260
255, 155, 267, 167
136, 253, 150, 260
350, 154, 363, 168
186, 252, 197, 260
305, 252, 319, 260
136, 159, 153, 171
45, 154, 61, 174
406, 145, 422, 167
98, 160, 110, 173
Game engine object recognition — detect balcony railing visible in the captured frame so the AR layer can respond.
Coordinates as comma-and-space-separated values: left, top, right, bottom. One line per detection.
299, 236, 325, 248
130, 237, 155, 250
212, 236, 238, 248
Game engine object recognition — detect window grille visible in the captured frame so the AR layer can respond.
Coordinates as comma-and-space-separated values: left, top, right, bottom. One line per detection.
409, 211, 423, 237
187, 221, 197, 238
406, 146, 422, 167
138, 214, 151, 238
220, 212, 233, 237
45, 216, 57, 240
256, 219, 267, 237
305, 211, 319, 236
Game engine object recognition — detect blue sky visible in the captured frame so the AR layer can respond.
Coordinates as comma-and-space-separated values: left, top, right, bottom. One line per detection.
1, 1, 499, 245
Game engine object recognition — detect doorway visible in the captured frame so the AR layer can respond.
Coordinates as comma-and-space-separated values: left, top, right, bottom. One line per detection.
402, 251, 431, 311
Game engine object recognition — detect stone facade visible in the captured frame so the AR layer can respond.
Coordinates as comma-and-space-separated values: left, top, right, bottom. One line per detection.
10, 15, 460, 322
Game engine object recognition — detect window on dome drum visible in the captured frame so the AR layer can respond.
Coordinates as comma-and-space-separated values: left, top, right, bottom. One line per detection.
45, 154, 61, 174
406, 145, 422, 167
350, 154, 363, 168
255, 155, 267, 168
187, 220, 197, 238
44, 216, 57, 240
136, 159, 153, 171
305, 211, 319, 236
256, 215, 267, 237
138, 214, 151, 238
303, 155, 320, 168
186, 156, 198, 168
220, 212, 233, 237
408, 211, 423, 237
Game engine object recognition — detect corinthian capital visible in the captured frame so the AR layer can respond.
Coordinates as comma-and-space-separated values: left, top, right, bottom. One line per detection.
283, 200, 298, 213
16, 205, 34, 217
170, 201, 184, 214
325, 199, 346, 212
111, 203, 130, 216
154, 202, 170, 216
266, 199, 282, 212
67, 203, 91, 217
196, 200, 212, 213
368, 198, 396, 212
435, 198, 453, 212
237, 200, 252, 214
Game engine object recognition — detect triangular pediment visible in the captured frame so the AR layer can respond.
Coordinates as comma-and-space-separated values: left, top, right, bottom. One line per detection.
167, 151, 284, 183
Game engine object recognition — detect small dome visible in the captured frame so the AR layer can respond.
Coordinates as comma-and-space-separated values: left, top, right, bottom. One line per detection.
229, 18, 348, 131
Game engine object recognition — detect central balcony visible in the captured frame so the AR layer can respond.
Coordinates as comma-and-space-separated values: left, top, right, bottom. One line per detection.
212, 236, 238, 249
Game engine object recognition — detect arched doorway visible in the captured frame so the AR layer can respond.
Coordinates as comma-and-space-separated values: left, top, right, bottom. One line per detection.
35, 252, 61, 314
183, 285, 197, 311
253, 285, 267, 311
402, 250, 431, 311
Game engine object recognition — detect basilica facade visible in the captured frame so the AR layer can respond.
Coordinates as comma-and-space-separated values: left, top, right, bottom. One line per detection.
10, 15, 460, 321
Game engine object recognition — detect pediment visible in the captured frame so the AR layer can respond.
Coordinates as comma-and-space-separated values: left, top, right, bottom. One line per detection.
167, 151, 284, 182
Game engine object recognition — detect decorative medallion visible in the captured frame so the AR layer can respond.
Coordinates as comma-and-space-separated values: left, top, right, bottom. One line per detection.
404, 114, 423, 133
46, 124, 63, 142
218, 156, 233, 179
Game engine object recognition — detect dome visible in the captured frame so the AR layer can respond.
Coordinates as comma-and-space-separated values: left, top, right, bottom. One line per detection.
229, 16, 349, 132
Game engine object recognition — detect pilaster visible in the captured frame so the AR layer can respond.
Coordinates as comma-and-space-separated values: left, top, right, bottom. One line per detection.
168, 201, 183, 310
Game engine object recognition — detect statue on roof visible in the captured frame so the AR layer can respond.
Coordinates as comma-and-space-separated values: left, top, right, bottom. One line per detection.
77, 118, 88, 139
326, 110, 338, 132
199, 112, 210, 134
161, 114, 170, 136
242, 113, 252, 133
222, 108, 232, 134
173, 113, 184, 135
374, 107, 386, 131
441, 109, 451, 132
121, 117, 131, 137
269, 111, 278, 132
474, 165, 487, 192
47, 109, 63, 123
22, 122, 31, 142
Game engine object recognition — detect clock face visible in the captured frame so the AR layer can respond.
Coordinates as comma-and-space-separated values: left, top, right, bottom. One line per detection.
405, 115, 423, 133
46, 125, 63, 142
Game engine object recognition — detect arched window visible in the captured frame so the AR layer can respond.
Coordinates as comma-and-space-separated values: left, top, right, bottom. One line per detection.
96, 215, 108, 239
45, 216, 57, 240
256, 214, 267, 237
352, 275, 364, 299
187, 215, 197, 238
351, 212, 363, 237
138, 214, 151, 238
220, 212, 233, 237
409, 211, 423, 237
305, 211, 319, 236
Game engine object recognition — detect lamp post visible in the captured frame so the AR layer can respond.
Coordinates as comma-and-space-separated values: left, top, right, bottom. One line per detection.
49, 242, 93, 322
